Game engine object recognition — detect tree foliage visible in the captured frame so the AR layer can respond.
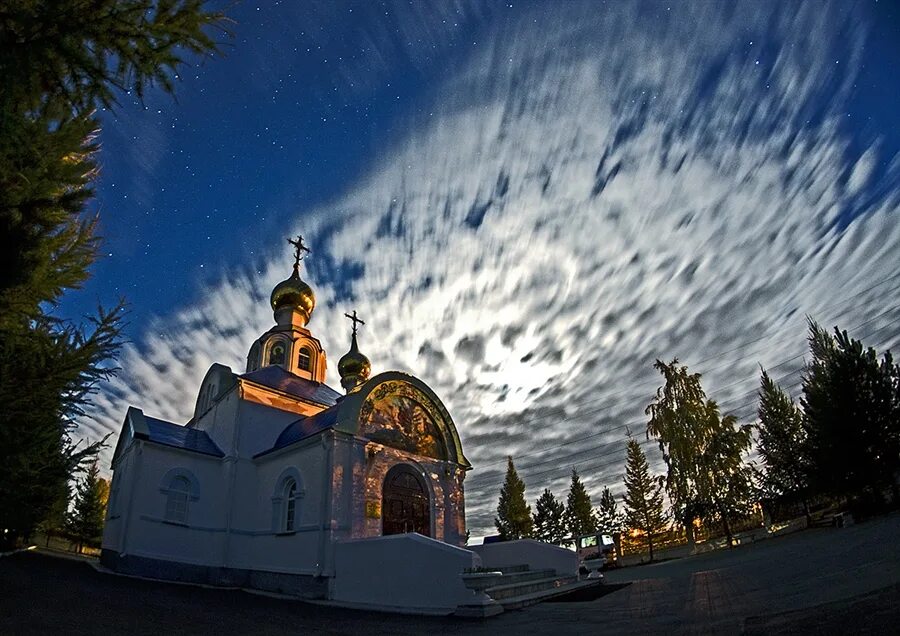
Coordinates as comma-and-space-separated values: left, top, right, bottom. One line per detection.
0, 0, 224, 548
596, 486, 624, 534
532, 488, 567, 544
756, 367, 808, 503
801, 319, 900, 507
495, 457, 533, 540
66, 462, 109, 552
622, 438, 666, 561
646, 358, 754, 544
565, 468, 597, 537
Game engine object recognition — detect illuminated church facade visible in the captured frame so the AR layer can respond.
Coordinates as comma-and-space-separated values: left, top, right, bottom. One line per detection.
101, 239, 474, 603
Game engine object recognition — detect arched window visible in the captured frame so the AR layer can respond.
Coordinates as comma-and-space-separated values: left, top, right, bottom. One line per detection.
268, 342, 286, 366
271, 468, 304, 533
165, 476, 191, 523
297, 346, 312, 371
283, 478, 298, 532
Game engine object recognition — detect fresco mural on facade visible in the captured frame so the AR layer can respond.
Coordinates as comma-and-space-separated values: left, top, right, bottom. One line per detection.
359, 381, 447, 460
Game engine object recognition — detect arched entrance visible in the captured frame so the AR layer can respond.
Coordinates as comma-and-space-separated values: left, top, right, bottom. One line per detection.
382, 465, 431, 537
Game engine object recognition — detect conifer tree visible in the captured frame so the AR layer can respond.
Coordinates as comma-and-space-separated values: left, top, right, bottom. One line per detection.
495, 457, 533, 540
622, 438, 666, 561
565, 468, 597, 537
802, 319, 900, 507
596, 486, 624, 534
66, 462, 108, 553
532, 488, 566, 543
756, 368, 808, 507
36, 482, 71, 548
0, 0, 226, 549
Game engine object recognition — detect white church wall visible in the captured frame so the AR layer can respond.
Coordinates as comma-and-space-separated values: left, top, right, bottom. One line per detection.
226, 440, 328, 575
122, 444, 228, 566
331, 533, 479, 614
102, 439, 137, 553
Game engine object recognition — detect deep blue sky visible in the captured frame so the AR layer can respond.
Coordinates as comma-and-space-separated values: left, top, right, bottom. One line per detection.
63, 0, 900, 333
63, 1, 512, 331
69, 1, 900, 536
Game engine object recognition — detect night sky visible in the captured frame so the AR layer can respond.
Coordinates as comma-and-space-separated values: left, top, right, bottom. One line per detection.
63, 1, 900, 538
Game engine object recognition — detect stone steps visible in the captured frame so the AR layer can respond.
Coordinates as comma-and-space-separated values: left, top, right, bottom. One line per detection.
497, 579, 600, 610
458, 562, 598, 615
486, 573, 578, 601
469, 568, 557, 590
497, 563, 531, 573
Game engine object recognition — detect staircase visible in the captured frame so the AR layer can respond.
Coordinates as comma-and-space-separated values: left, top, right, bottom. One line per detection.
459, 563, 599, 615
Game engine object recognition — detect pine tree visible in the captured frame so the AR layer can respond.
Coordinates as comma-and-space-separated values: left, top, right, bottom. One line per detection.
622, 438, 666, 561
36, 482, 71, 548
66, 462, 108, 553
756, 368, 809, 507
802, 319, 900, 507
646, 358, 753, 546
532, 488, 566, 543
596, 486, 624, 534
565, 468, 597, 537
0, 1, 225, 548
495, 457, 533, 540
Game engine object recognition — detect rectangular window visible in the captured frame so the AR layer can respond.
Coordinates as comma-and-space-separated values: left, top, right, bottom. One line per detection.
166, 491, 188, 523
285, 498, 296, 531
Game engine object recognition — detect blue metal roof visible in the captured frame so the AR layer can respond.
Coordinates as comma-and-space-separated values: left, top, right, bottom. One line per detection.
140, 415, 225, 457
240, 366, 342, 406
255, 405, 340, 458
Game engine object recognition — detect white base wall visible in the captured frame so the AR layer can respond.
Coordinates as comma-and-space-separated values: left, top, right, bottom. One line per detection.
472, 539, 579, 576
330, 533, 480, 614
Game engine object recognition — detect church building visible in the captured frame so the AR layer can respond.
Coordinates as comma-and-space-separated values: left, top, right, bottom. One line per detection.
101, 238, 473, 601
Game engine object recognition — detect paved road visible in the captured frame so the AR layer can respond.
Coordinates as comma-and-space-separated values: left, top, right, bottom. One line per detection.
1, 515, 898, 634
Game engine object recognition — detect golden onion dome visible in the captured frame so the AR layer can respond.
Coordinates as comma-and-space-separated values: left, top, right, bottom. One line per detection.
270, 265, 315, 325
338, 332, 371, 391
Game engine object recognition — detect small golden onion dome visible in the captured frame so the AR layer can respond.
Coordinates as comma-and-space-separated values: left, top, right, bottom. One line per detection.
338, 332, 371, 392
270, 265, 315, 325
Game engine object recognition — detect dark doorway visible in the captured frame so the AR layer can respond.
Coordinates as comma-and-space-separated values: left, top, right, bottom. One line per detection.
382, 465, 431, 537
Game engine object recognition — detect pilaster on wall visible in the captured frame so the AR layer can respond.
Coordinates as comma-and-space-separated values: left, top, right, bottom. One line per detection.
329, 433, 363, 541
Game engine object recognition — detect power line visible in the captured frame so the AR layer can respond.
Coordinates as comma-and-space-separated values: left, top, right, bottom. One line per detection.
469, 316, 900, 485
467, 287, 900, 471
465, 319, 900, 489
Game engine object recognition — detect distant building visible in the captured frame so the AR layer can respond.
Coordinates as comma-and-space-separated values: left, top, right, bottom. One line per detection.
101, 240, 471, 601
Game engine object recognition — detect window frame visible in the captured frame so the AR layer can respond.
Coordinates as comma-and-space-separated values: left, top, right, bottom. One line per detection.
283, 478, 298, 532
272, 468, 305, 535
165, 476, 191, 524
297, 346, 312, 371
268, 341, 286, 366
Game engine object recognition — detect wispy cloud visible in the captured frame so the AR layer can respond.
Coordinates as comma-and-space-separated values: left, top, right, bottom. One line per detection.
86, 2, 900, 537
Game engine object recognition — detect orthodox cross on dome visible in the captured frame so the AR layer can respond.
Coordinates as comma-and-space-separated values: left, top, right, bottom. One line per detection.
287, 235, 310, 269
344, 310, 365, 336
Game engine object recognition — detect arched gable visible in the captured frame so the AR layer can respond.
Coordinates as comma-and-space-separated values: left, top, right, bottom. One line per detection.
331, 372, 470, 468
193, 363, 237, 420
